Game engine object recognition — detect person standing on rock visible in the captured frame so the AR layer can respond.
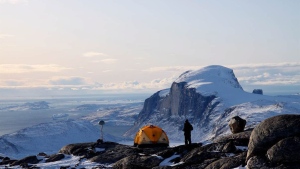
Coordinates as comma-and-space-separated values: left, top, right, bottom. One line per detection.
183, 119, 193, 145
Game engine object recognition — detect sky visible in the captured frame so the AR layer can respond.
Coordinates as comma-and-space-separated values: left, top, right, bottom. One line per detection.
0, 0, 299, 98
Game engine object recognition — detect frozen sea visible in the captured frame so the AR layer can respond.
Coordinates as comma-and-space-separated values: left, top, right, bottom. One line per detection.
0, 94, 149, 137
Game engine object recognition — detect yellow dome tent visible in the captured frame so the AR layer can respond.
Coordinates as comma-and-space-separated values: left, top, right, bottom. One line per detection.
134, 125, 169, 147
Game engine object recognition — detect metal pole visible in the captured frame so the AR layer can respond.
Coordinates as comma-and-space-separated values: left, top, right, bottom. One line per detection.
100, 125, 103, 141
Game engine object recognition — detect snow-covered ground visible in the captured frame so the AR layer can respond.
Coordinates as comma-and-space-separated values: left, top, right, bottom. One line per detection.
0, 96, 146, 160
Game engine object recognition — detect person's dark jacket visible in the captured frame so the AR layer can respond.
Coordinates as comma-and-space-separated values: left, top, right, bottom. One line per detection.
183, 120, 193, 136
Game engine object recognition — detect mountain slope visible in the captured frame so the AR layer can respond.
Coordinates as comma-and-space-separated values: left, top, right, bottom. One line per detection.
124, 65, 300, 142
0, 120, 118, 159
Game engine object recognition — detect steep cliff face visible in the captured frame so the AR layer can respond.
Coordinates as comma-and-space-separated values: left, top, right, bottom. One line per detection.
136, 82, 217, 123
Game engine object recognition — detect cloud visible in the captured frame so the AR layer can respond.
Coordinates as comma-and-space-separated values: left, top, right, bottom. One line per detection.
142, 62, 300, 94
48, 77, 86, 86
83, 52, 107, 57
99, 59, 117, 64
0, 34, 14, 39
143, 66, 202, 72
91, 76, 175, 91
0, 64, 71, 74
0, 0, 28, 4
228, 62, 300, 70
0, 62, 299, 96
2, 80, 24, 86
229, 62, 300, 88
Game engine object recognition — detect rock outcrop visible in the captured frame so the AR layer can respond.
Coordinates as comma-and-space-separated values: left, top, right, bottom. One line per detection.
246, 114, 300, 168
228, 116, 246, 134
252, 89, 263, 95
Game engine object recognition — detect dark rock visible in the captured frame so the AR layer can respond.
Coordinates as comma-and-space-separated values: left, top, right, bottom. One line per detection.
0, 159, 17, 165
252, 89, 263, 95
156, 149, 176, 159
203, 142, 227, 152
181, 147, 224, 165
136, 147, 169, 156
214, 130, 252, 146
247, 115, 300, 162
170, 156, 181, 164
2, 157, 10, 161
72, 147, 89, 156
59, 142, 96, 155
89, 144, 138, 164
246, 156, 270, 169
113, 154, 163, 169
152, 166, 173, 169
11, 155, 40, 166
272, 163, 300, 169
221, 141, 236, 153
171, 143, 202, 155
205, 151, 246, 169
183, 158, 218, 169
267, 136, 300, 163
46, 154, 65, 163
37, 152, 48, 157
228, 116, 246, 134
0, 157, 18, 165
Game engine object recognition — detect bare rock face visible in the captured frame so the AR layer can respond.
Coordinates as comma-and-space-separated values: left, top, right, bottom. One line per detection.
213, 130, 252, 146
205, 151, 246, 169
267, 136, 300, 163
113, 154, 163, 169
125, 82, 218, 140
222, 141, 236, 153
228, 116, 246, 134
59, 142, 95, 155
252, 89, 263, 95
246, 115, 300, 162
45, 154, 65, 163
246, 156, 269, 169
10, 155, 40, 166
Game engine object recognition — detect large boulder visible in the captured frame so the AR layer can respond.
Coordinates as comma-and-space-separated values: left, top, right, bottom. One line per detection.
89, 144, 138, 164
113, 154, 163, 169
246, 156, 269, 169
221, 141, 236, 153
214, 130, 252, 146
205, 151, 246, 169
246, 114, 300, 162
267, 136, 300, 163
228, 116, 246, 134
45, 154, 65, 163
59, 142, 95, 155
10, 155, 40, 166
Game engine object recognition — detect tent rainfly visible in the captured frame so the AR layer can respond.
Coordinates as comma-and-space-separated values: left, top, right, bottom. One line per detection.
134, 125, 169, 147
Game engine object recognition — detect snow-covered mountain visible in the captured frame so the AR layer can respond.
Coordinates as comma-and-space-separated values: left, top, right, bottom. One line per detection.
125, 65, 300, 142
0, 102, 142, 159
0, 120, 117, 159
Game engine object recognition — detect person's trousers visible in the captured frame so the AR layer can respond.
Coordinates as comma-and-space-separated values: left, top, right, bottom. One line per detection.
185, 134, 191, 145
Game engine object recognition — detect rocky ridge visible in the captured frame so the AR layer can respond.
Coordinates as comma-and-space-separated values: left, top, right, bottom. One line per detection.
2, 114, 300, 169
